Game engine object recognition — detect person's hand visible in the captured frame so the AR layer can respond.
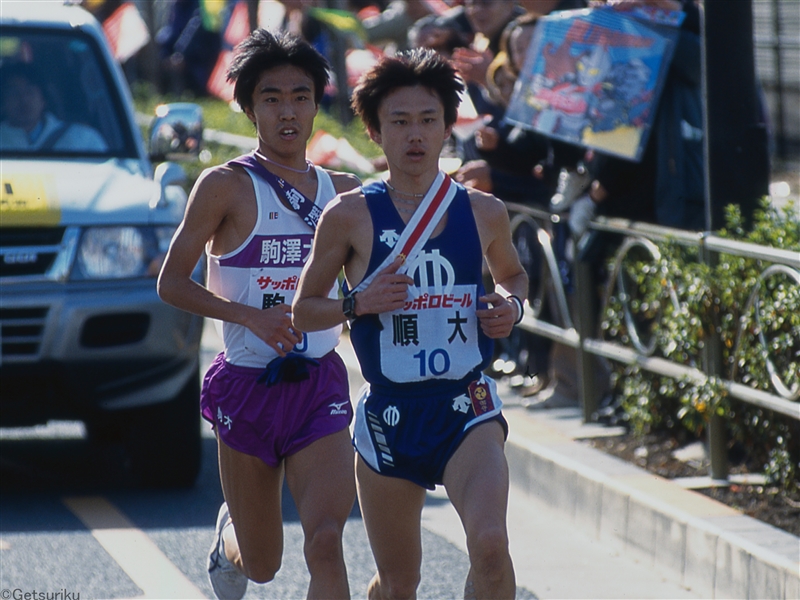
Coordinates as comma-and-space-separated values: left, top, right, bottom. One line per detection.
246, 304, 304, 357
358, 256, 414, 315
451, 46, 494, 86
455, 159, 492, 192
416, 27, 456, 56
476, 293, 518, 339
475, 126, 499, 151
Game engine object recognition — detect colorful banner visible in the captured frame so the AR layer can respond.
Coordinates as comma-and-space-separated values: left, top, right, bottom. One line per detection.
307, 7, 367, 44
504, 6, 684, 162
199, 0, 227, 32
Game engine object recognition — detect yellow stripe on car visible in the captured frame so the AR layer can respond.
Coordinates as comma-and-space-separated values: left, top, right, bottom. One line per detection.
0, 174, 61, 226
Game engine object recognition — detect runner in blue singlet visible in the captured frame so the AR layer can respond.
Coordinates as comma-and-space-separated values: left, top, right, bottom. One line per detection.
294, 48, 529, 600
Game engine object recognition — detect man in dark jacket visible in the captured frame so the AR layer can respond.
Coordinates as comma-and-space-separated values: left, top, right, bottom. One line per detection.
576, 0, 705, 230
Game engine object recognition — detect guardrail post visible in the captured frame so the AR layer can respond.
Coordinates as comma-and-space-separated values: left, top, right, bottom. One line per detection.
575, 239, 602, 422
700, 235, 729, 480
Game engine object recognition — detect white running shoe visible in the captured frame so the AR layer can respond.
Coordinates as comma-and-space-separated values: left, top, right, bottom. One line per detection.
549, 165, 591, 213
208, 502, 248, 600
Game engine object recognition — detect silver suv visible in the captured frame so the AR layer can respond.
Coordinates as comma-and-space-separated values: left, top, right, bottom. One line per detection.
0, 3, 203, 487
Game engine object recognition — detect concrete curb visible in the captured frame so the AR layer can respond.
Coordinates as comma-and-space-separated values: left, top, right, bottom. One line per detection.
503, 405, 800, 600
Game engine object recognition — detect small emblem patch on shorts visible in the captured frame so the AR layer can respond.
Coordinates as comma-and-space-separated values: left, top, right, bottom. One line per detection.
329, 401, 348, 415
382, 404, 401, 426
468, 379, 494, 416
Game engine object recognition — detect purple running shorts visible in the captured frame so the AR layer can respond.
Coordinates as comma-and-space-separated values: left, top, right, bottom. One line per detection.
200, 350, 352, 467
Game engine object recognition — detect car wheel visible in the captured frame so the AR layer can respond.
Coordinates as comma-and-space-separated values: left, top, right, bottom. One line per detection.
126, 369, 202, 489
86, 369, 202, 489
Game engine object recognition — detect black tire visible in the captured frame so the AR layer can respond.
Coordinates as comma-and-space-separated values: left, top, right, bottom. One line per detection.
86, 368, 202, 489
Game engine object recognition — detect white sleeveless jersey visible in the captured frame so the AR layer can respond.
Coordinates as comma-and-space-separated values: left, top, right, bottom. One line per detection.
206, 165, 341, 367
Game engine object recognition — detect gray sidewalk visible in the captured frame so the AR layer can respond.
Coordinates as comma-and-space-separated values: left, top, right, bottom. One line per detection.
500, 387, 800, 600
336, 334, 799, 600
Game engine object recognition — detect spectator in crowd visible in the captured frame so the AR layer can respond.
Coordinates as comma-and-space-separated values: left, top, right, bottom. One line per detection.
155, 0, 223, 96
453, 0, 588, 197
568, 0, 705, 239
452, 0, 525, 119
0, 63, 107, 152
361, 0, 437, 51
408, 3, 474, 58
537, 0, 707, 419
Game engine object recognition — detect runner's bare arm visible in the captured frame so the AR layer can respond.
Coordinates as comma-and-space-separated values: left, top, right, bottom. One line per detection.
292, 196, 356, 331
470, 190, 529, 338
293, 193, 414, 331
329, 170, 362, 195
157, 167, 301, 355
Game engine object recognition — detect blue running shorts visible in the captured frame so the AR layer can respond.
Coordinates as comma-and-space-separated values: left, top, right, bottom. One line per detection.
353, 375, 508, 489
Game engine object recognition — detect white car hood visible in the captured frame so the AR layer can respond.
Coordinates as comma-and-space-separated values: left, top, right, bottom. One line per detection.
1, 158, 165, 227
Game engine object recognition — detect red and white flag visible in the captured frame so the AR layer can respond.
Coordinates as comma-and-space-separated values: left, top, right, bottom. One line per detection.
103, 2, 150, 63
207, 1, 251, 102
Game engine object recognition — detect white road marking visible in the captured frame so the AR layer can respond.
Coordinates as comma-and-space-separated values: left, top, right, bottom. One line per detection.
63, 496, 207, 599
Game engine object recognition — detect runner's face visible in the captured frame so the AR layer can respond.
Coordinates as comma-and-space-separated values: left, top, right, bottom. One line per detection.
245, 64, 318, 159
370, 85, 451, 177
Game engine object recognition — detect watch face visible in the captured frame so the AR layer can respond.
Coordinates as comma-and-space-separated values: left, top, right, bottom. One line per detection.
343, 295, 356, 318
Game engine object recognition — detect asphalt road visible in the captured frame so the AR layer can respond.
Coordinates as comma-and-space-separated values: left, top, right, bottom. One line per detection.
0, 321, 698, 599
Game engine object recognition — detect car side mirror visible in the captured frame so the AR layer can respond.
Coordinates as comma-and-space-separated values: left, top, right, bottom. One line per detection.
149, 102, 203, 161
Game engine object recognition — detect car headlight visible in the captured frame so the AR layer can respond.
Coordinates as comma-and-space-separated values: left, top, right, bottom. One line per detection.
72, 226, 176, 280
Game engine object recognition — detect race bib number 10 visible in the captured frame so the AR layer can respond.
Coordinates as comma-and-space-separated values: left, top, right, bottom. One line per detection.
378, 283, 481, 383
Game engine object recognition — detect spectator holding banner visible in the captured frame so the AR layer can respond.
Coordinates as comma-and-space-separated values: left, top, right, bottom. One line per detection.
568, 0, 705, 236
453, 0, 587, 200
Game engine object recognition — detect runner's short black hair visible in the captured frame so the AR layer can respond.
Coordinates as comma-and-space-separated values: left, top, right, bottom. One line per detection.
227, 29, 330, 110
351, 48, 464, 133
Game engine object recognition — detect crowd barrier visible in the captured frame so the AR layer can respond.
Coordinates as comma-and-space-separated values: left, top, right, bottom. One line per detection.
504, 201, 800, 481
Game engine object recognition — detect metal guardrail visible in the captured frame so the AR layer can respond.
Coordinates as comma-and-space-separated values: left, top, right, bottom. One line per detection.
505, 201, 800, 481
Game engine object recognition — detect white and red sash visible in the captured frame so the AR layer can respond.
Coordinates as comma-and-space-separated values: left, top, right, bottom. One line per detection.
353, 171, 457, 294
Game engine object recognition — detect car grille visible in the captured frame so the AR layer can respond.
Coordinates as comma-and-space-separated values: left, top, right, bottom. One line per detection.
0, 227, 74, 281
1, 228, 70, 360
0, 307, 48, 358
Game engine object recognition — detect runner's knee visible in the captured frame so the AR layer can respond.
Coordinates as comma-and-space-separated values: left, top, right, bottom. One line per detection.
240, 553, 281, 584
467, 525, 510, 576
304, 520, 344, 567
375, 569, 421, 600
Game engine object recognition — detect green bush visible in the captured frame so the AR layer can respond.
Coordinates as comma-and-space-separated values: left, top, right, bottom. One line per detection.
601, 198, 800, 488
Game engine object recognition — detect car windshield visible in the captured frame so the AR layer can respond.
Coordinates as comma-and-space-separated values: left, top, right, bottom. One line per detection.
0, 26, 136, 159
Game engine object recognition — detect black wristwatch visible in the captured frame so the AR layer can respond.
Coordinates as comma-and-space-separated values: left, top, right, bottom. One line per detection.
342, 293, 358, 319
